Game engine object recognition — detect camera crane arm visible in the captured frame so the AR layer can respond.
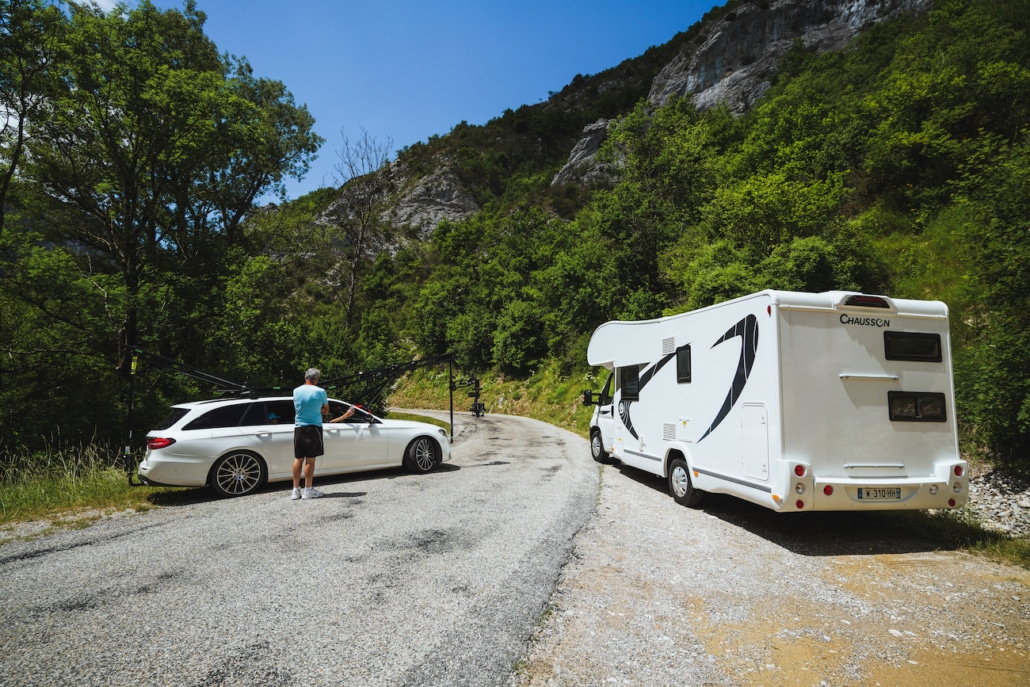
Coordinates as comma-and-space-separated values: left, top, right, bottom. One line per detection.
319, 353, 460, 438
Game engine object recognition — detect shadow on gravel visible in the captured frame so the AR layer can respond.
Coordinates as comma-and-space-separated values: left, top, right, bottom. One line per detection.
146, 487, 218, 507
144, 464, 458, 506
614, 463, 972, 557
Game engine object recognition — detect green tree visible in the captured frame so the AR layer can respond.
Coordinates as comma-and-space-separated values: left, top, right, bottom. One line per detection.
24, 0, 321, 370
0, 0, 65, 234
954, 134, 1030, 463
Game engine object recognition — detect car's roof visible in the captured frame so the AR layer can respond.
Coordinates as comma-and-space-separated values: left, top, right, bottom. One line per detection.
173, 396, 292, 409
172, 395, 355, 409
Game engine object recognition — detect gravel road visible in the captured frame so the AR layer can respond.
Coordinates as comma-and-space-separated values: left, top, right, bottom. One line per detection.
510, 457, 1030, 687
0, 413, 596, 687
3, 412, 1028, 687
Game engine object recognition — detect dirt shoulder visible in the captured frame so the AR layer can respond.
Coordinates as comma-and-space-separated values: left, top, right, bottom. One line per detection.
511, 463, 1030, 687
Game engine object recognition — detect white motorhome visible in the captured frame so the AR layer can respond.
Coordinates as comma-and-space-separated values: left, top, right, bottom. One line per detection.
584, 290, 968, 512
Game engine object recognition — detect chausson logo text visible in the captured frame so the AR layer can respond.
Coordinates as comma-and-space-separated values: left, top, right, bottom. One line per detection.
840, 314, 891, 328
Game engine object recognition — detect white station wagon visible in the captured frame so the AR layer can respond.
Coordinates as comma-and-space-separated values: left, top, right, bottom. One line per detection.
138, 396, 451, 497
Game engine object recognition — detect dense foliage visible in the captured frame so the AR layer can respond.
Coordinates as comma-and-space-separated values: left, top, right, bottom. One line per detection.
2, 0, 1027, 468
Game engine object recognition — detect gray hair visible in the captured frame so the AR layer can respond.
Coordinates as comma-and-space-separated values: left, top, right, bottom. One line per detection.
304, 367, 320, 381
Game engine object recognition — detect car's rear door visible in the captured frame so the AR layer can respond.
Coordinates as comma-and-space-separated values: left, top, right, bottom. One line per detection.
239, 400, 296, 480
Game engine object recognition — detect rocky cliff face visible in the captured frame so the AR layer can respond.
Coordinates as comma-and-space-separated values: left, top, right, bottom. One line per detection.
649, 0, 931, 114
552, 0, 931, 187
382, 161, 479, 240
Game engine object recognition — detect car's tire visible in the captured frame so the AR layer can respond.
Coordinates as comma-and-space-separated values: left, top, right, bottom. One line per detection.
668, 456, 703, 507
590, 430, 611, 464
405, 436, 439, 474
209, 451, 267, 497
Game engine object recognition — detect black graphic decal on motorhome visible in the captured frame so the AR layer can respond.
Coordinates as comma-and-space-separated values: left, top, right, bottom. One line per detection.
698, 314, 759, 442
618, 399, 636, 439
619, 343, 690, 440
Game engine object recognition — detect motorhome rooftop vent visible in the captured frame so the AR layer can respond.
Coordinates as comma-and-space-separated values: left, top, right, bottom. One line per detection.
843, 295, 891, 309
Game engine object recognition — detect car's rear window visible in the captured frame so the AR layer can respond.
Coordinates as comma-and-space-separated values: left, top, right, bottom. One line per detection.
153, 408, 190, 431
184, 403, 249, 430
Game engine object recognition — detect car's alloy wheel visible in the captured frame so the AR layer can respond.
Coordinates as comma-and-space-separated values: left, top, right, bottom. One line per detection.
405, 437, 438, 474
210, 451, 266, 497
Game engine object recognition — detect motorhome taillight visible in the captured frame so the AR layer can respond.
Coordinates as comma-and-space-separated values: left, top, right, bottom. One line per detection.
794, 465, 806, 477
823, 485, 834, 496
948, 498, 956, 508
796, 500, 805, 509
954, 465, 964, 477
147, 437, 176, 450
844, 295, 890, 309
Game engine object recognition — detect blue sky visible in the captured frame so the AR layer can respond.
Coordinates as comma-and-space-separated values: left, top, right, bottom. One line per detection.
101, 0, 716, 200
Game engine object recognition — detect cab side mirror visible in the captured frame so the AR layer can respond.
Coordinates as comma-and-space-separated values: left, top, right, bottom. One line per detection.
582, 390, 597, 406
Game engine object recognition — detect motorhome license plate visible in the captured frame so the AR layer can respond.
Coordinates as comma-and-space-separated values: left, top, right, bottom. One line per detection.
857, 487, 901, 500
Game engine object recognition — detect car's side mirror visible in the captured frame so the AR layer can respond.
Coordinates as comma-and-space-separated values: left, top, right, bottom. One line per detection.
582, 390, 597, 406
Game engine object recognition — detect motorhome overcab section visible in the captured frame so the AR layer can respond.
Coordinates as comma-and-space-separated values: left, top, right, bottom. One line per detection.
583, 290, 968, 513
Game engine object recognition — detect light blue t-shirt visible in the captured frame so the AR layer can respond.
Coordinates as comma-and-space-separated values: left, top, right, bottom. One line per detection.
293, 384, 328, 426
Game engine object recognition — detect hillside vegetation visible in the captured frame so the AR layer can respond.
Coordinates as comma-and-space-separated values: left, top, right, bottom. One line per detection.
1, 0, 1027, 471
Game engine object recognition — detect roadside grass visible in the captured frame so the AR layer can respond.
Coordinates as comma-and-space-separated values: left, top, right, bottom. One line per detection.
0, 442, 185, 536
388, 359, 602, 435
386, 410, 450, 433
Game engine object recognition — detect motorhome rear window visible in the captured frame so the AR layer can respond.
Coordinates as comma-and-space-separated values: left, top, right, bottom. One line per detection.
884, 331, 942, 362
888, 391, 947, 422
619, 366, 640, 401
676, 346, 691, 383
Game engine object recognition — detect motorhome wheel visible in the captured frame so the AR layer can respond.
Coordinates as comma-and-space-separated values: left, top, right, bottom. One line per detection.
590, 431, 610, 463
668, 457, 703, 507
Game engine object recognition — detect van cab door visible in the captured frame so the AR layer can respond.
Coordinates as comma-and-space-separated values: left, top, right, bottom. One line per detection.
593, 372, 616, 458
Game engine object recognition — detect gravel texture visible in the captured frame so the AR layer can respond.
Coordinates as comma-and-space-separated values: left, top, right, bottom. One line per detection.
962, 465, 1030, 538
510, 459, 1030, 687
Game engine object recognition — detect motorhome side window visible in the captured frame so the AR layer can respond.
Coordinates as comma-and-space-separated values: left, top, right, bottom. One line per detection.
619, 366, 640, 401
676, 345, 691, 383
884, 331, 942, 362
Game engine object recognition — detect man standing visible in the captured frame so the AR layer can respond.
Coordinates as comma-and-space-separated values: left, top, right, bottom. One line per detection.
292, 368, 329, 500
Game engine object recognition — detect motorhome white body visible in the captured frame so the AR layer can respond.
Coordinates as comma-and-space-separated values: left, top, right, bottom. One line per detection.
585, 290, 968, 512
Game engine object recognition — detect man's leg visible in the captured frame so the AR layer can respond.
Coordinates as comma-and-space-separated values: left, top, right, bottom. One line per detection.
293, 457, 304, 490
303, 457, 316, 489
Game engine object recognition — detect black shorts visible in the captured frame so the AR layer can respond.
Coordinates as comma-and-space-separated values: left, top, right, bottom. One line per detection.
294, 425, 324, 459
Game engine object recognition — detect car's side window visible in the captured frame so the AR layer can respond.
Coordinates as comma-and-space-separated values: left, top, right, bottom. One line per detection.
184, 403, 248, 430
239, 403, 268, 427
264, 400, 295, 425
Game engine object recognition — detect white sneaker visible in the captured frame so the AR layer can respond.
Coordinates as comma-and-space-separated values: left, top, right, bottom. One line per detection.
302, 487, 323, 500
290, 488, 301, 500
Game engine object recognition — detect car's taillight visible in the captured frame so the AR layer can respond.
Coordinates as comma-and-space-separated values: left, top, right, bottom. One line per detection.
147, 437, 176, 450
